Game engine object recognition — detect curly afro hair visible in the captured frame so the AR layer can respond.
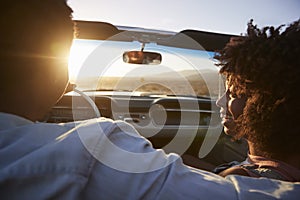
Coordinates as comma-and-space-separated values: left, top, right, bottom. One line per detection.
214, 19, 300, 159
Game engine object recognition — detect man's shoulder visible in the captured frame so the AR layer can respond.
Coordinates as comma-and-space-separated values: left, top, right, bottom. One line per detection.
0, 116, 118, 199
0, 116, 127, 174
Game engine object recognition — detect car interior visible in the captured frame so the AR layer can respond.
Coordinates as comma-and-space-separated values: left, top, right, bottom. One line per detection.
46, 20, 249, 170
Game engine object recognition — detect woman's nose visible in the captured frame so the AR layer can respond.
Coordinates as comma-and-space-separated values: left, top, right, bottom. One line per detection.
216, 93, 227, 108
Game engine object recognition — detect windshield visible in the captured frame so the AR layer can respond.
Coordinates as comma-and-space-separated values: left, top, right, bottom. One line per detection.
67, 0, 299, 99
68, 38, 220, 98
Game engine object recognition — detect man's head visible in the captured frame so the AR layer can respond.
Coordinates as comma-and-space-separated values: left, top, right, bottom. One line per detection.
215, 19, 300, 158
0, 0, 74, 121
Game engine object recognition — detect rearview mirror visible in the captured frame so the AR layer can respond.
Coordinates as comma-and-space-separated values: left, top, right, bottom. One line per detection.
123, 51, 162, 65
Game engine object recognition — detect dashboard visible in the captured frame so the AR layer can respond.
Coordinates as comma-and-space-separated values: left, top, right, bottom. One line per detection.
47, 91, 248, 167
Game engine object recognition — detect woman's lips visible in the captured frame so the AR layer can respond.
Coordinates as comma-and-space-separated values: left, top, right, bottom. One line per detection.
220, 113, 235, 128
219, 112, 237, 135
222, 117, 233, 126
220, 113, 233, 121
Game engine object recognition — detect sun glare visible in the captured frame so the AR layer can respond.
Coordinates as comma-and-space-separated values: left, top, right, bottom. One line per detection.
68, 39, 98, 83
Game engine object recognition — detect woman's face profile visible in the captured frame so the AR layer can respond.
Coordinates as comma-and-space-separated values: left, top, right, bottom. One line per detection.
216, 83, 246, 136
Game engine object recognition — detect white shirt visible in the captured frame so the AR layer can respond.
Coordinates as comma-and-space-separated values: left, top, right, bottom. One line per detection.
0, 112, 299, 199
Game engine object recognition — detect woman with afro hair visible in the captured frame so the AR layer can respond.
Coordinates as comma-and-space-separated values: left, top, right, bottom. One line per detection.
215, 19, 300, 182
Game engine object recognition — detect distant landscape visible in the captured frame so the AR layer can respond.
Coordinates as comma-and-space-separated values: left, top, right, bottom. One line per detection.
74, 70, 220, 98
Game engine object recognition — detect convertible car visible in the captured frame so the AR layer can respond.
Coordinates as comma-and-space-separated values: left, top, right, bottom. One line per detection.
46, 20, 248, 169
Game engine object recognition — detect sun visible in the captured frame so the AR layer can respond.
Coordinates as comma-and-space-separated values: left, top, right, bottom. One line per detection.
68, 39, 97, 83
